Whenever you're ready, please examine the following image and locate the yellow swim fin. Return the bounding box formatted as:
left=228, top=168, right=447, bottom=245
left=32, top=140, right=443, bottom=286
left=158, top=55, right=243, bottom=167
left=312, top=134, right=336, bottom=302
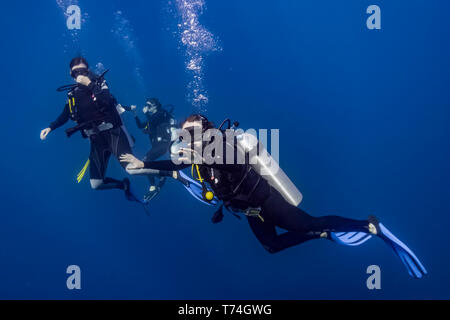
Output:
left=77, top=159, right=90, bottom=183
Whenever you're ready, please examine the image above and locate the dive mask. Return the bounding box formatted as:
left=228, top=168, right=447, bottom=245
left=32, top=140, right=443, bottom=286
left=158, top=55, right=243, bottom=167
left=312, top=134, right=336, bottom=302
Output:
left=71, top=68, right=89, bottom=79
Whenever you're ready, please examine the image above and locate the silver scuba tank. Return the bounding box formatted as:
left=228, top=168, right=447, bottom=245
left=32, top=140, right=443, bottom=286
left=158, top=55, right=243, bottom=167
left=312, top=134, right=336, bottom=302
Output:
left=169, top=127, right=303, bottom=207
left=235, top=130, right=303, bottom=207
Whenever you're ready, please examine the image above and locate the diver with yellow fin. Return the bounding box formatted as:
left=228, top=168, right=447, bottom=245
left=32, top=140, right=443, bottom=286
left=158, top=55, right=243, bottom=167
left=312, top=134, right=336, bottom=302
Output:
left=40, top=57, right=142, bottom=204
left=120, top=114, right=427, bottom=278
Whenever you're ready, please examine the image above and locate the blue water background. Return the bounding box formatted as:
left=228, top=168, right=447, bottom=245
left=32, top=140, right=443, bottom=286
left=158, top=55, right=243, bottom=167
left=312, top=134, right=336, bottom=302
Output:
left=0, top=0, right=449, bottom=299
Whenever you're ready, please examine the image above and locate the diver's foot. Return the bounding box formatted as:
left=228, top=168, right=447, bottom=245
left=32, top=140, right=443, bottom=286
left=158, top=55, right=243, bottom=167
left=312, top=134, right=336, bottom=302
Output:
left=368, top=215, right=380, bottom=235
left=143, top=186, right=160, bottom=202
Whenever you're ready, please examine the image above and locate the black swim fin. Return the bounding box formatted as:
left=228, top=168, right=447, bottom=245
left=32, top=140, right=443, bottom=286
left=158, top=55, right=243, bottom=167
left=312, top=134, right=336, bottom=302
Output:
left=123, top=178, right=150, bottom=215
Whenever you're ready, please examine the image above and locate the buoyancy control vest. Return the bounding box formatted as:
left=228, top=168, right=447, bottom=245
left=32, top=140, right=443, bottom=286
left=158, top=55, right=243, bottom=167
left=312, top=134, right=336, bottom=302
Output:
left=171, top=119, right=303, bottom=211
left=64, top=73, right=122, bottom=138
left=196, top=136, right=271, bottom=211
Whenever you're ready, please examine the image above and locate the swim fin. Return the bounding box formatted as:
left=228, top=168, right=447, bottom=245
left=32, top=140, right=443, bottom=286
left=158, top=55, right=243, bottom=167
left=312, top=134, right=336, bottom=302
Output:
left=330, top=217, right=427, bottom=279
left=178, top=171, right=218, bottom=206
left=369, top=216, right=427, bottom=279
left=143, top=186, right=161, bottom=203
left=123, top=178, right=150, bottom=215
left=330, top=231, right=372, bottom=246
left=76, top=159, right=90, bottom=183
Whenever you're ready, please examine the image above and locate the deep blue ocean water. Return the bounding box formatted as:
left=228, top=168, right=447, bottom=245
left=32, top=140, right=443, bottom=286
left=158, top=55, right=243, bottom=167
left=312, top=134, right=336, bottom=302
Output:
left=0, top=0, right=449, bottom=299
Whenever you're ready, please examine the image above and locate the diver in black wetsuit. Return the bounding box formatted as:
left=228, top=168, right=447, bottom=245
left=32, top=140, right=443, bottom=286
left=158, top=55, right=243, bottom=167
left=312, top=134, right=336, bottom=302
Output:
left=120, top=114, right=373, bottom=253
left=125, top=98, right=177, bottom=201
left=120, top=114, right=428, bottom=278
left=40, top=57, right=135, bottom=200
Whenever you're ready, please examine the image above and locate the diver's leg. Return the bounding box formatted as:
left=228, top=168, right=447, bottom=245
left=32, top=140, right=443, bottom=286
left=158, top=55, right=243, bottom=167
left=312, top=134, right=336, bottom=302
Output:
left=105, top=127, right=140, bottom=198
left=89, top=137, right=126, bottom=191
left=147, top=175, right=156, bottom=187
left=265, top=190, right=370, bottom=234
left=90, top=177, right=127, bottom=190
left=143, top=142, right=169, bottom=178
left=157, top=176, right=167, bottom=188
left=111, top=127, right=133, bottom=168
left=142, top=150, right=160, bottom=198
left=247, top=215, right=320, bottom=254
left=146, top=140, right=170, bottom=161
left=142, top=142, right=171, bottom=197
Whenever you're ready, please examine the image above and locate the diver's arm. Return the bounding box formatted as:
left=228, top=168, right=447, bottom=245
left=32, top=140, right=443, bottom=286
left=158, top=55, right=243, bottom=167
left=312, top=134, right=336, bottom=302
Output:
left=120, top=152, right=240, bottom=174
left=120, top=104, right=146, bottom=129
left=119, top=104, right=137, bottom=112
left=120, top=105, right=132, bottom=111
left=135, top=115, right=147, bottom=129
left=41, top=103, right=70, bottom=140
left=120, top=154, right=190, bottom=171
left=143, top=160, right=190, bottom=171
left=141, top=159, right=237, bottom=172
left=49, top=103, right=70, bottom=131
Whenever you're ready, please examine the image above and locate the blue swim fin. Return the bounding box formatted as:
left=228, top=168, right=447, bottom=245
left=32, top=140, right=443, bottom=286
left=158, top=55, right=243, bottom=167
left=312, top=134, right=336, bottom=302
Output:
left=367, top=216, right=427, bottom=279
left=377, top=221, right=427, bottom=279
left=331, top=217, right=427, bottom=279
left=330, top=231, right=372, bottom=246
left=178, top=171, right=218, bottom=206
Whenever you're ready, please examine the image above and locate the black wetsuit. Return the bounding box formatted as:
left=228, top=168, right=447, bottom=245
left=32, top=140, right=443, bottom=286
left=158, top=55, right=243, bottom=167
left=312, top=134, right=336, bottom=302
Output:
left=141, top=140, right=370, bottom=253
left=134, top=109, right=174, bottom=188
left=50, top=74, right=132, bottom=190
left=135, top=109, right=173, bottom=161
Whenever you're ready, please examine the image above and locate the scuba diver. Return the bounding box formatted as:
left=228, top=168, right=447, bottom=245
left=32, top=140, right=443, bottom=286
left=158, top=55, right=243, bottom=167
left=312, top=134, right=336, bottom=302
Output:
left=124, top=98, right=177, bottom=202
left=119, top=101, right=216, bottom=206
left=120, top=114, right=427, bottom=279
left=40, top=56, right=138, bottom=202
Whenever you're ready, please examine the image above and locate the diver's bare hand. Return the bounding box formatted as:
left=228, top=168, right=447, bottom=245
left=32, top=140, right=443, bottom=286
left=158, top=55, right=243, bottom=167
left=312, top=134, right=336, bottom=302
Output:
left=76, top=75, right=92, bottom=87
left=40, top=128, right=51, bottom=140
left=120, top=154, right=144, bottom=169
left=130, top=105, right=137, bottom=113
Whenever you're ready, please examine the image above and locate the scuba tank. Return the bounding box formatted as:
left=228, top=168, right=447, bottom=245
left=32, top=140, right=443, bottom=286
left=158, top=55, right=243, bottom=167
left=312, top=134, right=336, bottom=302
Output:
left=170, top=118, right=303, bottom=207
left=234, top=129, right=303, bottom=207
left=217, top=118, right=303, bottom=207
